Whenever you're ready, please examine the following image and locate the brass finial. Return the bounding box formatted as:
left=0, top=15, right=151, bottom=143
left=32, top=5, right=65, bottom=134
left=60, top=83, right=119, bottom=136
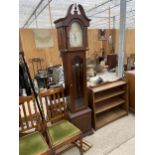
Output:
left=74, top=3, right=78, bottom=14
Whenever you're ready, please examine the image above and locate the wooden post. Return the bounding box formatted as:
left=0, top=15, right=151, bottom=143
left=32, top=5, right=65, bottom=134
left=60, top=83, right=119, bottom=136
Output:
left=34, top=13, right=38, bottom=28
left=117, top=0, right=126, bottom=78
left=112, top=16, right=115, bottom=53
left=113, top=16, right=115, bottom=29
left=48, top=0, right=53, bottom=28
left=109, top=7, right=111, bottom=30
left=108, top=7, right=111, bottom=53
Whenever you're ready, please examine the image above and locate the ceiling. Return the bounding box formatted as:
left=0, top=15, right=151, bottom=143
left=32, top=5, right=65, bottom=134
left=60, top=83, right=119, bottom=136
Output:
left=19, top=0, right=135, bottom=29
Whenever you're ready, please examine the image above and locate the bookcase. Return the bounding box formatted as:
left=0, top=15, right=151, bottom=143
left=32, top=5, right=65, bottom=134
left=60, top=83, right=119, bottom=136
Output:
left=126, top=71, right=135, bottom=112
left=88, top=80, right=128, bottom=130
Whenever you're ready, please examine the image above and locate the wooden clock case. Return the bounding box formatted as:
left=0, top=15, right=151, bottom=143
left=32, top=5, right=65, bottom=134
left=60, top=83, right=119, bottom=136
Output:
left=54, top=4, right=92, bottom=136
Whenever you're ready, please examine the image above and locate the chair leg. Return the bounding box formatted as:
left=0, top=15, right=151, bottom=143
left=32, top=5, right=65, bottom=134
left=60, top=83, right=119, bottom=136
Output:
left=51, top=149, right=56, bottom=155
left=79, top=139, right=83, bottom=155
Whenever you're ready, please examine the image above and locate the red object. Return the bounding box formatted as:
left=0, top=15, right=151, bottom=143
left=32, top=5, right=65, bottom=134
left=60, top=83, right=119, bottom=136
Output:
left=106, top=54, right=118, bottom=69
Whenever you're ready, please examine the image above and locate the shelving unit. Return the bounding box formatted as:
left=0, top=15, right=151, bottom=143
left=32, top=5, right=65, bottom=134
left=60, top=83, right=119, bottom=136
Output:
left=126, top=71, right=135, bottom=112
left=88, top=80, right=128, bottom=130
left=95, top=90, right=125, bottom=103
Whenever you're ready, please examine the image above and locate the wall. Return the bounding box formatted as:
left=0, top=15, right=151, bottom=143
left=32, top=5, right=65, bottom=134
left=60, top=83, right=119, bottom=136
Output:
left=20, top=28, right=135, bottom=77
left=87, top=29, right=135, bottom=59
left=87, top=29, right=102, bottom=58
left=20, top=28, right=62, bottom=78
left=20, top=28, right=103, bottom=77
left=114, top=29, right=135, bottom=59
left=87, top=29, right=113, bottom=58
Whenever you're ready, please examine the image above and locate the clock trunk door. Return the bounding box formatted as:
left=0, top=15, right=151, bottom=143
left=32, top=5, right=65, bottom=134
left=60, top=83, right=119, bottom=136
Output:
left=70, top=52, right=87, bottom=112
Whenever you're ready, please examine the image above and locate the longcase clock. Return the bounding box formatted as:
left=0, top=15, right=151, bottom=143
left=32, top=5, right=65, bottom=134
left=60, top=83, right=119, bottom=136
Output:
left=54, top=4, right=92, bottom=135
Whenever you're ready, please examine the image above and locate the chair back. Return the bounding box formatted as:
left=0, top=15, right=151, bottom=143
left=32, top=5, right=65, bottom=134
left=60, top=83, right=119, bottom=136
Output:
left=127, top=54, right=135, bottom=70
left=19, top=95, right=40, bottom=134
left=29, top=58, right=44, bottom=77
left=39, top=87, right=66, bottom=124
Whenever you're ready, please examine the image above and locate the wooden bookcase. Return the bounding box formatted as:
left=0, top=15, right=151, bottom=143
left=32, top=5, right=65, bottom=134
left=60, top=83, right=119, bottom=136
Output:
left=88, top=80, right=128, bottom=130
left=125, top=71, right=135, bottom=112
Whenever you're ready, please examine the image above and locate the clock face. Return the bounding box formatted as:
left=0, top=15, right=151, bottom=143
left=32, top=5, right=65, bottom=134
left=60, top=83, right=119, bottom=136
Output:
left=69, top=22, right=83, bottom=48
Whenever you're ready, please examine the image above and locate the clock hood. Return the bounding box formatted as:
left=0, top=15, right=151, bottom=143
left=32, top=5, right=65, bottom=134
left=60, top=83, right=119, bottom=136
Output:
left=54, top=4, right=91, bottom=28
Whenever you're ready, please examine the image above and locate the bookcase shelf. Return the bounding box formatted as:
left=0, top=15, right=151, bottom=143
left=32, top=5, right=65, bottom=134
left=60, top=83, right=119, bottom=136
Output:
left=95, top=97, right=125, bottom=114
left=95, top=90, right=125, bottom=103
left=88, top=80, right=128, bottom=130
left=96, top=107, right=127, bottom=129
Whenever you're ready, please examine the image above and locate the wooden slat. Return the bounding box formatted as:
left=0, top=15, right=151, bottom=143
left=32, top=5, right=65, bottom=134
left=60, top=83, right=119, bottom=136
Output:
left=27, top=100, right=34, bottom=128
left=33, top=99, right=39, bottom=126
left=19, top=107, right=24, bottom=130
left=39, top=87, right=64, bottom=97
left=39, top=96, right=45, bottom=117
left=49, top=95, right=54, bottom=118
left=45, top=96, right=51, bottom=121
left=40, top=96, right=48, bottom=123
left=45, top=96, right=48, bottom=112
left=53, top=94, right=57, bottom=116
left=19, top=96, right=32, bottom=104
left=57, top=93, right=62, bottom=114
left=22, top=103, right=29, bottom=129
left=61, top=92, right=66, bottom=112
left=20, top=126, right=35, bottom=132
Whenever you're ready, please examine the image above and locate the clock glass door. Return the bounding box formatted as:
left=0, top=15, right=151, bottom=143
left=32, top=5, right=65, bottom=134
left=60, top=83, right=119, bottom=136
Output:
left=72, top=56, right=84, bottom=110
left=69, top=22, right=83, bottom=48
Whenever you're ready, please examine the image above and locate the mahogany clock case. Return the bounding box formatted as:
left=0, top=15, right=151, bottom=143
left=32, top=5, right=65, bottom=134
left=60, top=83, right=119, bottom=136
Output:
left=54, top=4, right=93, bottom=135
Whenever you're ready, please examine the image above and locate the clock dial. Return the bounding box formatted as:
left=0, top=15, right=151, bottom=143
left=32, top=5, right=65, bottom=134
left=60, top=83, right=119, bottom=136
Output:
left=69, top=22, right=83, bottom=48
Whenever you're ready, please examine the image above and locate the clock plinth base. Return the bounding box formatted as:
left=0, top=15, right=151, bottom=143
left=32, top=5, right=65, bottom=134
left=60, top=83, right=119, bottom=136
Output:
left=67, top=108, right=93, bottom=137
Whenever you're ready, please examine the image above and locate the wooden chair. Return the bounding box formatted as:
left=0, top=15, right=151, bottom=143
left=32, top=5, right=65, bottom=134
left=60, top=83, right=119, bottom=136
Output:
left=39, top=87, right=83, bottom=155
left=29, top=58, right=44, bottom=77
left=19, top=95, right=51, bottom=155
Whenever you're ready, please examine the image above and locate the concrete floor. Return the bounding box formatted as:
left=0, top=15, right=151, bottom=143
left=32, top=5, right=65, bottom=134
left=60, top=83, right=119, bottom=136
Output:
left=62, top=113, right=135, bottom=155
left=108, top=137, right=135, bottom=155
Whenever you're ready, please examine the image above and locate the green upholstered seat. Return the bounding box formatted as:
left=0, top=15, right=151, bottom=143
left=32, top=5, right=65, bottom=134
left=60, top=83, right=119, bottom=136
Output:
left=19, top=131, right=49, bottom=155
left=47, top=120, right=81, bottom=146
